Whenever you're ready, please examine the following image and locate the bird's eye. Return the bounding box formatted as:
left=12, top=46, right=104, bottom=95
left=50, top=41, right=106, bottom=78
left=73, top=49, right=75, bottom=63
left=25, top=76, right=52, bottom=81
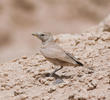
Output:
left=41, top=34, right=45, bottom=36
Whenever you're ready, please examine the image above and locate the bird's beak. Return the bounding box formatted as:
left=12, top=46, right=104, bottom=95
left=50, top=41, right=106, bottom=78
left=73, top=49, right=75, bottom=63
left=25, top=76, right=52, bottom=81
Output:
left=32, top=33, right=37, bottom=36
left=32, top=32, right=42, bottom=38
left=32, top=33, right=40, bottom=38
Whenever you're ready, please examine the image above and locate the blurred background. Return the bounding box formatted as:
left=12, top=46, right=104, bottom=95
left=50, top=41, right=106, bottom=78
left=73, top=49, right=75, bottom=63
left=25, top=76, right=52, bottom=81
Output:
left=0, top=0, right=110, bottom=63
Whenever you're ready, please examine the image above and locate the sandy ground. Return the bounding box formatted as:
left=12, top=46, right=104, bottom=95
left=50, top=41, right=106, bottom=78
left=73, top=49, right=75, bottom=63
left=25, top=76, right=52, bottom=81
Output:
left=0, top=16, right=110, bottom=100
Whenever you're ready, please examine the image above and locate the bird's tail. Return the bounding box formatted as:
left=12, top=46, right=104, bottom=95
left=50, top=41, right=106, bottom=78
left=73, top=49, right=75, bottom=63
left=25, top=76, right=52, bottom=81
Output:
left=66, top=53, right=83, bottom=66
left=73, top=58, right=83, bottom=66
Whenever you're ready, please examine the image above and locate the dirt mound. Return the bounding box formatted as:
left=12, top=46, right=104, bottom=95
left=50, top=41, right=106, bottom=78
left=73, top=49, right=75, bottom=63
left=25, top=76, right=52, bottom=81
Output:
left=1, top=0, right=110, bottom=63
left=0, top=23, right=110, bottom=99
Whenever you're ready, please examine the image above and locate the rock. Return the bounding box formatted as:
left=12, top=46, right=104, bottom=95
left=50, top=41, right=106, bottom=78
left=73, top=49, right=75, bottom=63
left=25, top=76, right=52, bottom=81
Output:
left=46, top=77, right=54, bottom=81
left=22, top=56, right=27, bottom=59
left=38, top=68, right=45, bottom=72
left=48, top=86, right=56, bottom=93
left=58, top=81, right=69, bottom=88
left=87, top=80, right=97, bottom=91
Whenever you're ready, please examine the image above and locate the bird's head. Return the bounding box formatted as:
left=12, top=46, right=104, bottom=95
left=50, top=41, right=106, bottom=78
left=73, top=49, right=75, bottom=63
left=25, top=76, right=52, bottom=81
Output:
left=32, top=32, right=53, bottom=42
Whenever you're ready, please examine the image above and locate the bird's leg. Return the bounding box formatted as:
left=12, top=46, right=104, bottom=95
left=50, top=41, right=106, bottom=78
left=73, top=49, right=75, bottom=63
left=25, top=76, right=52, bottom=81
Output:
left=50, top=66, right=63, bottom=77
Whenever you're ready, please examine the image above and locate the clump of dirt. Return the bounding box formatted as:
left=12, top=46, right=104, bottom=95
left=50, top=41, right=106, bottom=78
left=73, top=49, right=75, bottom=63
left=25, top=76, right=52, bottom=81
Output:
left=0, top=20, right=110, bottom=99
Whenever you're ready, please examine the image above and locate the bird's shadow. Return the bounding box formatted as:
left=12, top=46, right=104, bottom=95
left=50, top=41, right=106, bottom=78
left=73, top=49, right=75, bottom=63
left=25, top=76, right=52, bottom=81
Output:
left=43, top=72, right=71, bottom=79
left=42, top=73, right=71, bottom=84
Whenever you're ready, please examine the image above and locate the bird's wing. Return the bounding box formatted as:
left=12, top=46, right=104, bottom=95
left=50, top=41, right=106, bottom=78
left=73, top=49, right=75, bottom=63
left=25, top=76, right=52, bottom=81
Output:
left=40, top=42, right=83, bottom=66
left=40, top=43, right=67, bottom=59
left=65, top=52, right=83, bottom=66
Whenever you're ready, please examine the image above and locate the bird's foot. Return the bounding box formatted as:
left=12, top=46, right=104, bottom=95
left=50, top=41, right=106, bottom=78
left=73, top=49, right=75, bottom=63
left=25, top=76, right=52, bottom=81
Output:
left=49, top=66, right=63, bottom=77
left=49, top=72, right=56, bottom=77
left=53, top=78, right=64, bottom=85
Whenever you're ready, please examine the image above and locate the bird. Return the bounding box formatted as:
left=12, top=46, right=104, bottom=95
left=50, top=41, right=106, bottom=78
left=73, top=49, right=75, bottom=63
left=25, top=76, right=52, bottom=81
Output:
left=32, top=32, right=83, bottom=77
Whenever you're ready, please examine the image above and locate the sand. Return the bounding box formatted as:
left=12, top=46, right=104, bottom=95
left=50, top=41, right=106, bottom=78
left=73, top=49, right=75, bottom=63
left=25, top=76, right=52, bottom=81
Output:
left=0, top=16, right=110, bottom=100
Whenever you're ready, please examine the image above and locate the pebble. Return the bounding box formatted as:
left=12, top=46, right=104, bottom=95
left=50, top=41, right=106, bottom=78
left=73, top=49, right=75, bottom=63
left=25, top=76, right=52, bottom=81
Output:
left=22, top=56, right=27, bottom=59
left=38, top=69, right=45, bottom=72
left=14, top=91, right=24, bottom=96
left=38, top=78, right=50, bottom=85
left=12, top=59, right=19, bottom=62
left=48, top=86, right=56, bottom=93
left=3, top=73, right=8, bottom=77
left=87, top=80, right=97, bottom=91
left=46, top=77, right=54, bottom=81
left=44, top=81, right=49, bottom=85
left=38, top=79, right=46, bottom=84
left=58, top=82, right=68, bottom=88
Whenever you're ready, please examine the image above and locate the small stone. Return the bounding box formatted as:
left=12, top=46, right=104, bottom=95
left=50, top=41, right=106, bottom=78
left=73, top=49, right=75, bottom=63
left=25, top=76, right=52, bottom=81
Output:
left=22, top=56, right=27, bottom=59
left=68, top=94, right=75, bottom=100
left=38, top=79, right=46, bottom=84
left=18, top=61, right=22, bottom=64
left=0, top=64, right=3, bottom=66
left=44, top=81, right=49, bottom=85
left=3, top=73, right=8, bottom=77
left=14, top=91, right=24, bottom=96
left=32, top=96, right=39, bottom=100
left=38, top=78, right=50, bottom=85
left=59, top=82, right=68, bottom=88
left=12, top=59, right=19, bottom=62
left=15, top=95, right=28, bottom=100
left=38, top=69, right=45, bottom=72
left=46, top=77, right=54, bottom=81
left=76, top=97, right=87, bottom=100
left=1, top=84, right=6, bottom=88
left=87, top=80, right=97, bottom=91
left=48, top=86, right=56, bottom=93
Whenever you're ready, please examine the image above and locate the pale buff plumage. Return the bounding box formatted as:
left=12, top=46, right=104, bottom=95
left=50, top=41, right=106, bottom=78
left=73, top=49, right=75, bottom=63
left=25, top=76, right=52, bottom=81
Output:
left=32, top=32, right=83, bottom=76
